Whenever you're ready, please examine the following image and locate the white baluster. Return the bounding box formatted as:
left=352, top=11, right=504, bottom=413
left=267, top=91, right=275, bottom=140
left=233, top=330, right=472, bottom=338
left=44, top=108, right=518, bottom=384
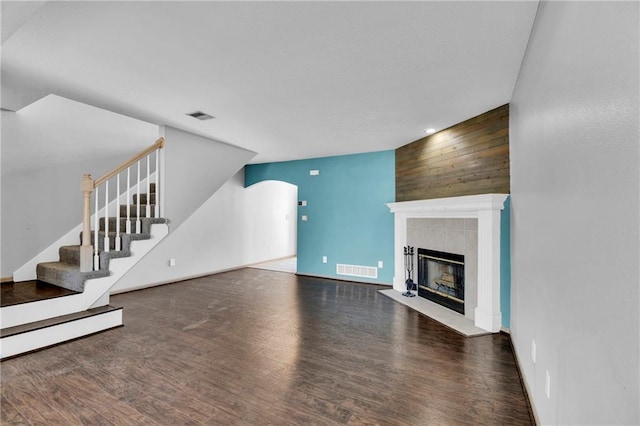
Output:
left=115, top=173, right=121, bottom=251
left=136, top=160, right=141, bottom=233
left=104, top=180, right=110, bottom=253
left=146, top=155, right=151, bottom=218
left=94, top=187, right=100, bottom=270
left=126, top=167, right=131, bottom=233
left=154, top=150, right=160, bottom=218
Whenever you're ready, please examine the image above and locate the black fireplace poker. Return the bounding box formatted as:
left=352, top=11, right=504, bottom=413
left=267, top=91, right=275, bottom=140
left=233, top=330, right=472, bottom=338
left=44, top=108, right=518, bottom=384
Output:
left=403, top=246, right=416, bottom=297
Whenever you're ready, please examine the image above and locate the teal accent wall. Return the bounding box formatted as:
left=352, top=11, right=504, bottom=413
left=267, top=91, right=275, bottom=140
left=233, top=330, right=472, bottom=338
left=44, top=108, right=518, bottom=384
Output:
left=245, top=150, right=395, bottom=284
left=500, top=196, right=511, bottom=328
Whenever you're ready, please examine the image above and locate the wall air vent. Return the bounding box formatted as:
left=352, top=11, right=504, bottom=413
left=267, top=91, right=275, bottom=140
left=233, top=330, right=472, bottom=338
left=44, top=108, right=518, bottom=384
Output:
left=186, top=111, right=215, bottom=121
left=337, top=263, right=378, bottom=279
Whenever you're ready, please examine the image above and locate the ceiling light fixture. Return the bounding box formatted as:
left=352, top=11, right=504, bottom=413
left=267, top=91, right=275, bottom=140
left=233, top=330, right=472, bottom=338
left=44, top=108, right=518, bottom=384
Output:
left=424, top=128, right=436, bottom=135
left=186, top=111, right=215, bottom=121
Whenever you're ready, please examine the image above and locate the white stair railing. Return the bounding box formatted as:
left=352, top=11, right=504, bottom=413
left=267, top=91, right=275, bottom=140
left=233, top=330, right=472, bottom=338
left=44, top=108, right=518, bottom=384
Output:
left=79, top=137, right=164, bottom=272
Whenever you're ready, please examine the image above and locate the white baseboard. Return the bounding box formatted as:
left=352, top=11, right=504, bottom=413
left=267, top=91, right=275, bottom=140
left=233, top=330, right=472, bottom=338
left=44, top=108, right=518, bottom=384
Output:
left=510, top=334, right=540, bottom=425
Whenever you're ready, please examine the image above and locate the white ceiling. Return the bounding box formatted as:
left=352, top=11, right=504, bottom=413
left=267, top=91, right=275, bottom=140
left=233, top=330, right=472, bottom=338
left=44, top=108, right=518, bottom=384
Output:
left=1, top=1, right=539, bottom=164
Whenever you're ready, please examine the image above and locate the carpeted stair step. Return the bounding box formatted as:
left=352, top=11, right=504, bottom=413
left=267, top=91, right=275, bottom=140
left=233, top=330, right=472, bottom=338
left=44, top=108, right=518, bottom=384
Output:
left=36, top=262, right=110, bottom=292
left=119, top=204, right=157, bottom=218
left=98, top=216, right=166, bottom=234
left=80, top=231, right=133, bottom=252
left=37, top=217, right=168, bottom=292
left=59, top=244, right=131, bottom=270
left=98, top=218, right=136, bottom=236
left=132, top=193, right=156, bottom=205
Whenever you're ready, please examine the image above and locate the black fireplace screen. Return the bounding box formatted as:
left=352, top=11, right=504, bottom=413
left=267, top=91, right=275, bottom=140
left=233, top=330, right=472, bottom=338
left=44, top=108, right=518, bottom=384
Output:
left=417, top=248, right=465, bottom=315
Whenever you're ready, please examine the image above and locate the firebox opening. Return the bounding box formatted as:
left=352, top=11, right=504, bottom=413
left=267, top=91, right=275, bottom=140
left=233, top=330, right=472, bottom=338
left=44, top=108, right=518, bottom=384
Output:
left=417, top=248, right=465, bottom=315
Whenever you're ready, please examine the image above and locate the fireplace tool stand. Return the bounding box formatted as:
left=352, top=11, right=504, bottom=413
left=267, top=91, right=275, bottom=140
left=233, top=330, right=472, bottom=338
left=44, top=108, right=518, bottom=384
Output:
left=403, top=246, right=416, bottom=297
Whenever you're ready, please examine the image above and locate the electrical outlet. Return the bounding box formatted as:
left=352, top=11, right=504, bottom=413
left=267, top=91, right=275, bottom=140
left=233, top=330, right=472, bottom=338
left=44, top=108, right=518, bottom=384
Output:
left=378, top=261, right=383, bottom=268
left=169, top=258, right=176, bottom=267
left=322, top=256, right=327, bottom=264
left=301, top=215, right=308, bottom=221
left=545, top=370, right=551, bottom=399
left=310, top=170, right=320, bottom=176
left=532, top=340, right=536, bottom=363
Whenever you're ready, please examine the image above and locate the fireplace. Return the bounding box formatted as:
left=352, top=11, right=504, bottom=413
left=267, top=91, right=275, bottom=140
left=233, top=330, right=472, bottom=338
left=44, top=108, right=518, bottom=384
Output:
left=418, top=249, right=465, bottom=314
left=387, top=194, right=508, bottom=332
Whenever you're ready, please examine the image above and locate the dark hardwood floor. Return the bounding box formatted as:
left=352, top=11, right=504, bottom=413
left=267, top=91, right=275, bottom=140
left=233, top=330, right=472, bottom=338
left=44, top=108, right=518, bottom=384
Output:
left=1, top=269, right=533, bottom=425
left=1, top=280, right=79, bottom=307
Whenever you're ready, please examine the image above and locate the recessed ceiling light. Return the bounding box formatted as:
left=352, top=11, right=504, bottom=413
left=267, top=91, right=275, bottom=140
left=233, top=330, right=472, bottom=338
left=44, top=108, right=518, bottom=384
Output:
left=186, top=111, right=215, bottom=121
left=424, top=128, right=436, bottom=135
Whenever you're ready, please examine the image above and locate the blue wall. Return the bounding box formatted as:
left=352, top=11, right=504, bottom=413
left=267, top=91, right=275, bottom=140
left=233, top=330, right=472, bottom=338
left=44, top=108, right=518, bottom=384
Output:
left=500, top=196, right=511, bottom=328
left=245, top=150, right=395, bottom=284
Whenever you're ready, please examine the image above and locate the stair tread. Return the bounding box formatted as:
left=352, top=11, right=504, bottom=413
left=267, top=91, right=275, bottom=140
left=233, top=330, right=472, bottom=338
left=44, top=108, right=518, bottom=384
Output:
left=37, top=262, right=110, bottom=292
left=0, top=280, right=80, bottom=308
left=1, top=305, right=122, bottom=338
left=60, top=245, right=131, bottom=256
left=38, top=261, right=101, bottom=272
left=37, top=262, right=111, bottom=278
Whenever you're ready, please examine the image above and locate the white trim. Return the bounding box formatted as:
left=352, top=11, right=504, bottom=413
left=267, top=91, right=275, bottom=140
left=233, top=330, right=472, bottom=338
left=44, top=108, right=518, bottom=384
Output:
left=0, top=309, right=122, bottom=359
left=85, top=223, right=169, bottom=309
left=0, top=294, right=84, bottom=329
left=387, top=193, right=508, bottom=333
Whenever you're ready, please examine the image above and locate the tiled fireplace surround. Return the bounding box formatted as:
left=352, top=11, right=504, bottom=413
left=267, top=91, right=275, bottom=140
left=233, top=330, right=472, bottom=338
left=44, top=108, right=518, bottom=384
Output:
left=387, top=194, right=509, bottom=333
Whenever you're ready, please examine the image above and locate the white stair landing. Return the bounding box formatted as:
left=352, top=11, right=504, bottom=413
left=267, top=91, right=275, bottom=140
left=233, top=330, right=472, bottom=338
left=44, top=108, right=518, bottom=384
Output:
left=0, top=305, right=122, bottom=360
left=379, top=289, right=490, bottom=337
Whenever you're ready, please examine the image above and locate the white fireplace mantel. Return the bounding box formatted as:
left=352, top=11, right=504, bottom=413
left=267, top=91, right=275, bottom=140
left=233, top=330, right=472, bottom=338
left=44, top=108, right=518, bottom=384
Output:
left=387, top=194, right=509, bottom=332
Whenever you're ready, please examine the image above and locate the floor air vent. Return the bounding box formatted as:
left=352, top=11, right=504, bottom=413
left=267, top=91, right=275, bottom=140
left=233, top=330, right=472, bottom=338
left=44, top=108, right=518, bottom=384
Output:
left=336, top=264, right=378, bottom=279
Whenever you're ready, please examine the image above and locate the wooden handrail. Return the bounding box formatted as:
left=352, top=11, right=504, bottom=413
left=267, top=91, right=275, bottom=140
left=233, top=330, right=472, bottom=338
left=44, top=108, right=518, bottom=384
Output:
left=93, top=137, right=164, bottom=188
left=80, top=136, right=165, bottom=271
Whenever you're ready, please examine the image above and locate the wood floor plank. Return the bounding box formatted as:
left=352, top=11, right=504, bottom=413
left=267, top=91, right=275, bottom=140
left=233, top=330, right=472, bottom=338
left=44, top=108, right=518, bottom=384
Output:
left=1, top=268, right=532, bottom=425
left=0, top=395, right=30, bottom=425
left=1, top=376, right=77, bottom=425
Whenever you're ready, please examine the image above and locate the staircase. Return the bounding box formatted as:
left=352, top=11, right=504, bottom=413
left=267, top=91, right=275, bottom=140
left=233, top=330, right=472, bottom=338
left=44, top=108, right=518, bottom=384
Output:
left=1, top=139, right=168, bottom=360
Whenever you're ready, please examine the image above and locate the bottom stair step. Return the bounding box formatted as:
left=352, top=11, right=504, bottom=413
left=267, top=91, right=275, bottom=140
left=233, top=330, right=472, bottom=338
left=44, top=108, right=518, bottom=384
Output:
left=1, top=280, right=80, bottom=308
left=0, top=305, right=123, bottom=360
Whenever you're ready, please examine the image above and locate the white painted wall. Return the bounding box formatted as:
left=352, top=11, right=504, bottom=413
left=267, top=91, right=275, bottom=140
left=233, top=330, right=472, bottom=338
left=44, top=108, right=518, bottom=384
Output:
left=160, top=126, right=256, bottom=229
left=510, top=2, right=639, bottom=424
left=111, top=171, right=297, bottom=293
left=1, top=96, right=158, bottom=277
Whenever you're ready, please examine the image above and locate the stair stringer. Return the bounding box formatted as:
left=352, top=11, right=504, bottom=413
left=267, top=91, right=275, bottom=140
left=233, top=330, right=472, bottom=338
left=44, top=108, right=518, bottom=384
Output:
left=82, top=222, right=169, bottom=309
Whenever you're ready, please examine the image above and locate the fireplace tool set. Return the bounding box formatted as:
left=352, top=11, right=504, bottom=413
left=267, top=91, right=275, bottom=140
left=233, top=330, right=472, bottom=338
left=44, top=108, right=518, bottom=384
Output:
left=403, top=246, right=416, bottom=297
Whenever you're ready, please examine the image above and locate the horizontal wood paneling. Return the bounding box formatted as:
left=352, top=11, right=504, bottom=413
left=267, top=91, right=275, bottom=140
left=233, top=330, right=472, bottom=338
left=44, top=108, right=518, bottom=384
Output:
left=396, top=104, right=510, bottom=201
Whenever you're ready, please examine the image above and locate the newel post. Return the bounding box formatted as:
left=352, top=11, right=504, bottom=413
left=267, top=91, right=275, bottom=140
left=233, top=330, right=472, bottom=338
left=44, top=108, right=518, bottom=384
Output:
left=79, top=174, right=94, bottom=272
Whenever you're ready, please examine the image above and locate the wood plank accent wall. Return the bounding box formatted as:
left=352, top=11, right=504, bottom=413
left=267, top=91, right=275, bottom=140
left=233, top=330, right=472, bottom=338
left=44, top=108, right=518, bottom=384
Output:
left=396, top=104, right=509, bottom=202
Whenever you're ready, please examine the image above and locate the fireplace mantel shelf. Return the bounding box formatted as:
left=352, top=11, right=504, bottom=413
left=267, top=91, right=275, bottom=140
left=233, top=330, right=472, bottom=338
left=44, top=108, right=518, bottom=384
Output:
left=388, top=194, right=508, bottom=216
left=387, top=193, right=509, bottom=333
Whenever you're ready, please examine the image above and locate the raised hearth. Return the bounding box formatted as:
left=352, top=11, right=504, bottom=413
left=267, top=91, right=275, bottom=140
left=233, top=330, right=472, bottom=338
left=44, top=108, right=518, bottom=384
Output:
left=388, top=194, right=508, bottom=332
